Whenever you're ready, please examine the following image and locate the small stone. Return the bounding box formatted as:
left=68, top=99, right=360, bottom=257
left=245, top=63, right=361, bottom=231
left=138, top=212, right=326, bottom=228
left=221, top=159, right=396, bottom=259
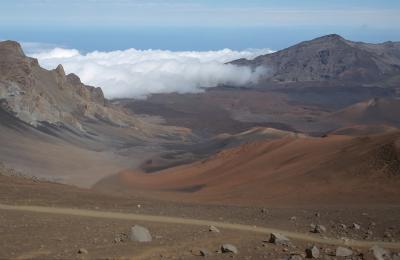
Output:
left=192, top=248, right=211, bottom=257
left=339, top=224, right=347, bottom=230
left=129, top=225, right=152, bottom=242
left=370, top=245, right=391, bottom=260
left=290, top=216, right=297, bottom=221
left=209, top=225, right=220, bottom=233
left=288, top=254, right=304, bottom=260
left=315, top=212, right=320, bottom=217
left=221, top=244, right=238, bottom=254
left=261, top=208, right=268, bottom=214
left=305, top=245, right=320, bottom=258
left=269, top=233, right=291, bottom=246
left=114, top=233, right=128, bottom=243
left=78, top=248, right=88, bottom=254
left=312, top=225, right=327, bottom=233
left=383, top=231, right=392, bottom=239
left=352, top=223, right=361, bottom=230
left=335, top=247, right=353, bottom=257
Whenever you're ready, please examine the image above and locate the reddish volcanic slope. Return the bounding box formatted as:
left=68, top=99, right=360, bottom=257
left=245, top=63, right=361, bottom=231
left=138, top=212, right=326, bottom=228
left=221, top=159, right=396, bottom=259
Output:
left=95, top=130, right=400, bottom=206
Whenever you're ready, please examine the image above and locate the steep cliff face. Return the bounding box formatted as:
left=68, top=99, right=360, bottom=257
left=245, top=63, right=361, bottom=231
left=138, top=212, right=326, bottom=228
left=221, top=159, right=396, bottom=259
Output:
left=232, top=34, right=400, bottom=86
left=0, top=40, right=136, bottom=129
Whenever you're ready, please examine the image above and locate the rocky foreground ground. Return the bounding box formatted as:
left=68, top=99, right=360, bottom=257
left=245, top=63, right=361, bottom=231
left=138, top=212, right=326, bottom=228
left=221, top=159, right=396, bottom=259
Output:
left=0, top=172, right=399, bottom=259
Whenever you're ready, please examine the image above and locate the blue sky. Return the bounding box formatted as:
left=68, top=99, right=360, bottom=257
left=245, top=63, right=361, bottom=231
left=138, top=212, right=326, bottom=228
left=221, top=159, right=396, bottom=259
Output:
left=1, top=0, right=400, bottom=51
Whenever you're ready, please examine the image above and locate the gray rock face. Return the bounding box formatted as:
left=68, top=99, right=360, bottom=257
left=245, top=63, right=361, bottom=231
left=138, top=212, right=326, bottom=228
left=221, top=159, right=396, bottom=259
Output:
left=221, top=244, right=238, bottom=254
left=305, top=245, right=320, bottom=258
left=335, top=247, right=353, bottom=257
left=370, top=245, right=391, bottom=260
left=269, top=233, right=291, bottom=245
left=129, top=225, right=152, bottom=242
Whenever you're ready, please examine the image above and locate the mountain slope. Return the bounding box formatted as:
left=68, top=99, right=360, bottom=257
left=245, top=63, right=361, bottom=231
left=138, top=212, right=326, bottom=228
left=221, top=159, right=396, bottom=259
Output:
left=0, top=40, right=194, bottom=186
left=330, top=98, right=400, bottom=127
left=95, top=130, right=400, bottom=205
left=232, top=34, right=400, bottom=86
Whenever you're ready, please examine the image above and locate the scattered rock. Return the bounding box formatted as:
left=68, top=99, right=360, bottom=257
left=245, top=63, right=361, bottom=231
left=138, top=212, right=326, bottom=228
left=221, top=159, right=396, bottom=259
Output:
left=192, top=248, right=211, bottom=257
left=305, top=245, right=320, bottom=258
left=290, top=216, right=297, bottom=221
left=352, top=223, right=361, bottom=230
left=335, top=247, right=353, bottom=257
left=365, top=230, right=373, bottom=237
left=78, top=248, right=88, bottom=254
left=269, top=233, right=291, bottom=246
left=114, top=233, right=128, bottom=243
left=312, top=225, right=327, bottom=233
left=261, top=208, right=269, bottom=214
left=129, top=225, right=152, bottom=242
left=370, top=245, right=391, bottom=260
left=339, top=224, right=347, bottom=230
left=315, top=212, right=320, bottom=218
left=383, top=231, right=392, bottom=239
left=286, top=254, right=304, bottom=260
left=221, top=244, right=238, bottom=254
left=199, top=249, right=211, bottom=257
left=209, top=225, right=220, bottom=233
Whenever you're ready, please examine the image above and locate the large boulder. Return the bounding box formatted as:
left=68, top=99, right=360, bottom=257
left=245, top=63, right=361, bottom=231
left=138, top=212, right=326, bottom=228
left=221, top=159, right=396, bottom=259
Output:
left=129, top=225, right=152, bottom=242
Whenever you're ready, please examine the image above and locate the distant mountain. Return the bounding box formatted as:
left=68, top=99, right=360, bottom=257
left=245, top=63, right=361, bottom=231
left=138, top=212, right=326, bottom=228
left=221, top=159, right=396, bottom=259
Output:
left=232, top=34, right=400, bottom=87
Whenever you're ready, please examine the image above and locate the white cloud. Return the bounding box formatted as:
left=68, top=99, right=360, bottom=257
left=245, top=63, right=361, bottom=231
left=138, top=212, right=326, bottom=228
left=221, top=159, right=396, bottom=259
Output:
left=29, top=47, right=272, bottom=99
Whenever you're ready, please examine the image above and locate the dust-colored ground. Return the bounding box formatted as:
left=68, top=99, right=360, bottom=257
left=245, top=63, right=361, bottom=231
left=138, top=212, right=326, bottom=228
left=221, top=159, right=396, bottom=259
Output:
left=1, top=174, right=400, bottom=259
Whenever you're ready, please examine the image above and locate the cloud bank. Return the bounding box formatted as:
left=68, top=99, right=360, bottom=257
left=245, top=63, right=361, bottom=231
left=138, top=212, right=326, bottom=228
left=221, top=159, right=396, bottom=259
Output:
left=30, top=47, right=272, bottom=99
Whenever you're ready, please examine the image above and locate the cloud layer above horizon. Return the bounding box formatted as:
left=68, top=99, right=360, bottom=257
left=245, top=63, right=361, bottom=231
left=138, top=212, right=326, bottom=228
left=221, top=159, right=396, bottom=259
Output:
left=30, top=47, right=272, bottom=99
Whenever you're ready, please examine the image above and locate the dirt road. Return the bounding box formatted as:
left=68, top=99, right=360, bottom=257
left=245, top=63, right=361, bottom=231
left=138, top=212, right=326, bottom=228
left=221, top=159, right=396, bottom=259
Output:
left=1, top=203, right=399, bottom=250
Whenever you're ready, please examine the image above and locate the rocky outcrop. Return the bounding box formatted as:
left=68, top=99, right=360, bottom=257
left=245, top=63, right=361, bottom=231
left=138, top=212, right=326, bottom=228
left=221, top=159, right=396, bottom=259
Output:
left=0, top=40, right=133, bottom=129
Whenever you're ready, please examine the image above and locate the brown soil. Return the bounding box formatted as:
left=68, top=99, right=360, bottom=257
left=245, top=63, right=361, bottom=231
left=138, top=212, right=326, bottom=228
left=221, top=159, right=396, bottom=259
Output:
left=1, top=174, right=400, bottom=259
left=95, top=131, right=400, bottom=206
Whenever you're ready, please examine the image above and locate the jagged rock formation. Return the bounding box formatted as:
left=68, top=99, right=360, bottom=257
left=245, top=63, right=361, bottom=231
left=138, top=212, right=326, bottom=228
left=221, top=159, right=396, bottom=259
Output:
left=0, top=40, right=139, bottom=129
left=232, top=34, right=400, bottom=86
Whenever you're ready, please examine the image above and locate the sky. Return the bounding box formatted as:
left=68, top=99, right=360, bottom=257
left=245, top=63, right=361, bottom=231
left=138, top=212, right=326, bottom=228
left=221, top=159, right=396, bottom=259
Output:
left=0, top=0, right=399, bottom=51
left=1, top=0, right=400, bottom=99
